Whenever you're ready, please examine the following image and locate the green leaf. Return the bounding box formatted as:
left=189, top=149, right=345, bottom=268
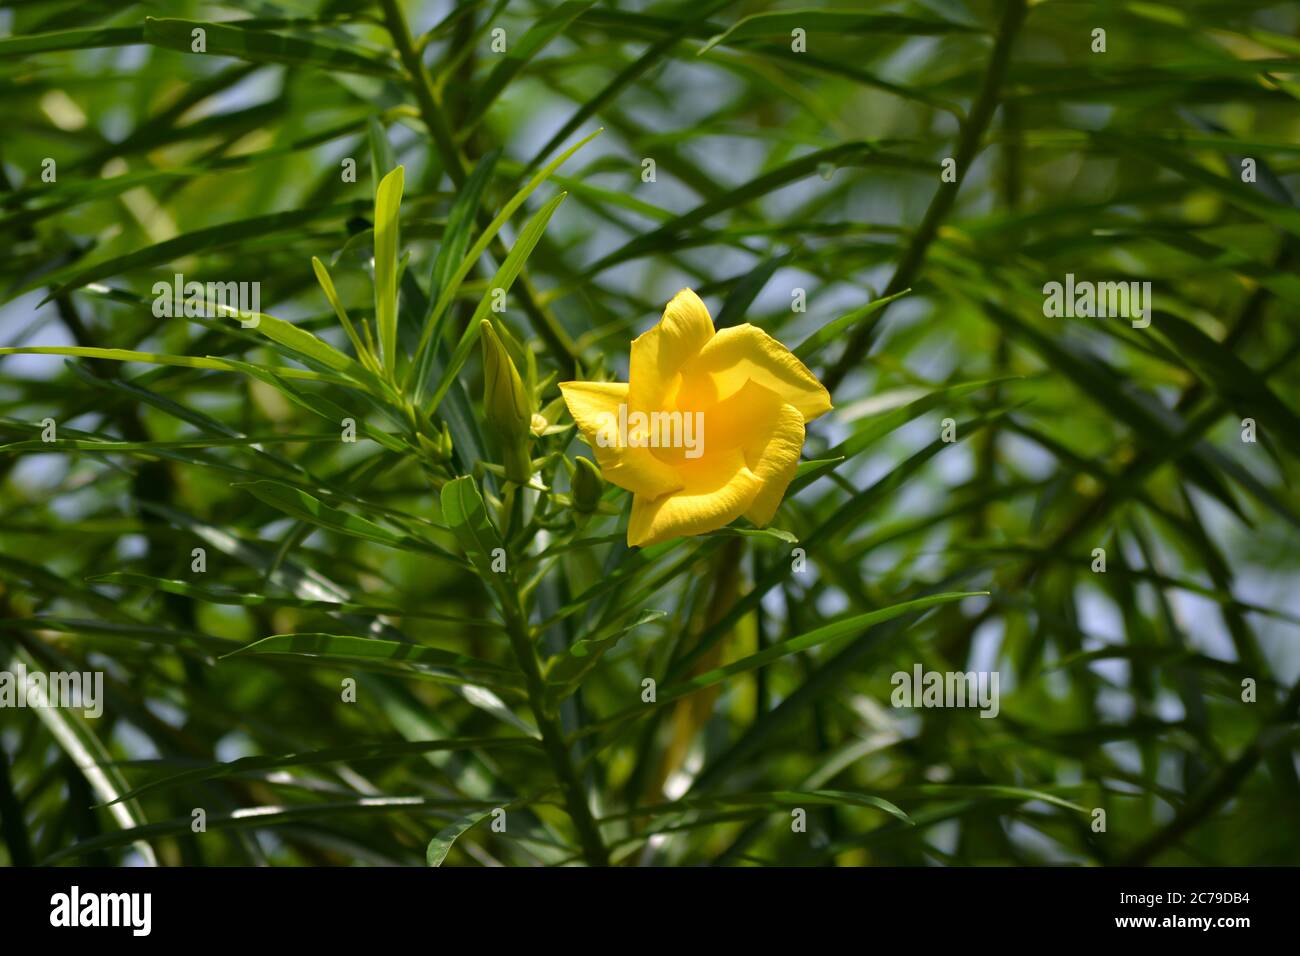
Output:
left=967, top=299, right=1249, bottom=521
left=545, top=609, right=665, bottom=702
left=105, top=738, right=540, bottom=808
left=368, top=116, right=397, bottom=198
left=789, top=456, right=846, bottom=491
left=429, top=151, right=500, bottom=308
left=427, top=810, right=493, bottom=866
left=224, top=632, right=521, bottom=685
left=411, top=149, right=500, bottom=402
left=595, top=593, right=984, bottom=729
left=426, top=191, right=568, bottom=416
left=878, top=784, right=1089, bottom=815
left=527, top=0, right=735, bottom=171
left=698, top=10, right=978, bottom=55
left=143, top=17, right=400, bottom=77
left=215, top=359, right=411, bottom=454
left=3, top=616, right=232, bottom=654
left=373, top=165, right=405, bottom=373
left=0, top=434, right=338, bottom=453
left=585, top=143, right=916, bottom=275
left=89, top=572, right=504, bottom=627
left=311, top=255, right=376, bottom=373
left=0, top=346, right=344, bottom=384
left=234, top=480, right=457, bottom=561
left=794, top=289, right=911, bottom=361
left=616, top=789, right=913, bottom=825
left=824, top=377, right=1016, bottom=466
left=410, top=128, right=601, bottom=397
left=5, top=646, right=157, bottom=865
left=0, top=26, right=142, bottom=56
left=1153, top=312, right=1300, bottom=459
left=1118, top=138, right=1300, bottom=240
left=465, top=2, right=596, bottom=125
left=664, top=592, right=983, bottom=702
left=33, top=200, right=366, bottom=302
left=714, top=251, right=793, bottom=329
left=704, top=526, right=799, bottom=544
left=43, top=797, right=508, bottom=864
left=439, top=476, right=506, bottom=581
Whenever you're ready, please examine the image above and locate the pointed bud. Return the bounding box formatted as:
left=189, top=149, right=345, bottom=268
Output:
left=417, top=431, right=442, bottom=459
left=416, top=418, right=452, bottom=462
left=571, top=456, right=604, bottom=514
left=480, top=320, right=533, bottom=482
left=417, top=420, right=453, bottom=462
left=481, top=321, right=530, bottom=428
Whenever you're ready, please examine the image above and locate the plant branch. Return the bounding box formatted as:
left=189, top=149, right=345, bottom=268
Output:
left=380, top=0, right=467, bottom=187
left=1121, top=679, right=1300, bottom=865
left=823, top=0, right=1027, bottom=392
left=380, top=0, right=579, bottom=374
left=500, top=596, right=610, bottom=866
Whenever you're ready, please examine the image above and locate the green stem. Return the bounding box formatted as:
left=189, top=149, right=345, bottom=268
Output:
left=500, top=597, right=610, bottom=866
left=477, top=473, right=606, bottom=864
left=379, top=0, right=467, bottom=187
left=379, top=0, right=580, bottom=374
left=1121, top=678, right=1300, bottom=865
left=823, top=0, right=1027, bottom=391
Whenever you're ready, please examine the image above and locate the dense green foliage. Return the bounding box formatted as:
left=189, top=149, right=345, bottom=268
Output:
left=1, top=0, right=1298, bottom=866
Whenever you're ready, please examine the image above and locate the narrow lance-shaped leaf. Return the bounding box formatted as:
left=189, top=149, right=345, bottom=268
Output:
left=0, top=346, right=345, bottom=384
left=312, top=256, right=378, bottom=375
left=593, top=592, right=985, bottom=731
left=234, top=480, right=459, bottom=562
left=545, top=609, right=667, bottom=702
left=368, top=116, right=397, bottom=199
left=408, top=128, right=602, bottom=394
left=698, top=10, right=980, bottom=56
left=143, top=17, right=401, bottom=77
left=104, top=738, right=541, bottom=808
left=6, top=648, right=158, bottom=866
left=428, top=810, right=493, bottom=866
left=464, top=2, right=597, bottom=125
left=224, top=633, right=523, bottom=686
left=410, top=148, right=500, bottom=403
left=794, top=289, right=911, bottom=361
left=426, top=191, right=568, bottom=417
left=0, top=26, right=142, bottom=56
left=32, top=200, right=367, bottom=301
left=374, top=165, right=405, bottom=375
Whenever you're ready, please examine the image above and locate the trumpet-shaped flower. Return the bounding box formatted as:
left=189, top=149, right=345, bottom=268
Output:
left=560, top=289, right=831, bottom=547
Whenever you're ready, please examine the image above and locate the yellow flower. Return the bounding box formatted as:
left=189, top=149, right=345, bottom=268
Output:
left=559, top=289, right=831, bottom=547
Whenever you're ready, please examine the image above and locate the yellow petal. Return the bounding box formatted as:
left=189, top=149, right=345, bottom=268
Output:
left=628, top=288, right=715, bottom=414
left=682, top=323, right=832, bottom=421
left=627, top=448, right=762, bottom=547
left=704, top=380, right=805, bottom=527
left=625, top=380, right=805, bottom=546
left=558, top=381, right=683, bottom=499
left=739, top=401, right=804, bottom=526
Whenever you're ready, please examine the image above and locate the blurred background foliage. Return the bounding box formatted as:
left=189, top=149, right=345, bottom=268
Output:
left=1, top=0, right=1299, bottom=866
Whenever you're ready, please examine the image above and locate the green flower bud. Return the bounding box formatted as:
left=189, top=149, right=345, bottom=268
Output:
left=416, top=420, right=453, bottom=462
left=480, top=320, right=533, bottom=483
left=571, top=456, right=604, bottom=514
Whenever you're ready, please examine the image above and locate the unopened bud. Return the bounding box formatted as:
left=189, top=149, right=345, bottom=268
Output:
left=417, top=421, right=452, bottom=461
left=571, top=456, right=604, bottom=514
left=480, top=320, right=533, bottom=482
